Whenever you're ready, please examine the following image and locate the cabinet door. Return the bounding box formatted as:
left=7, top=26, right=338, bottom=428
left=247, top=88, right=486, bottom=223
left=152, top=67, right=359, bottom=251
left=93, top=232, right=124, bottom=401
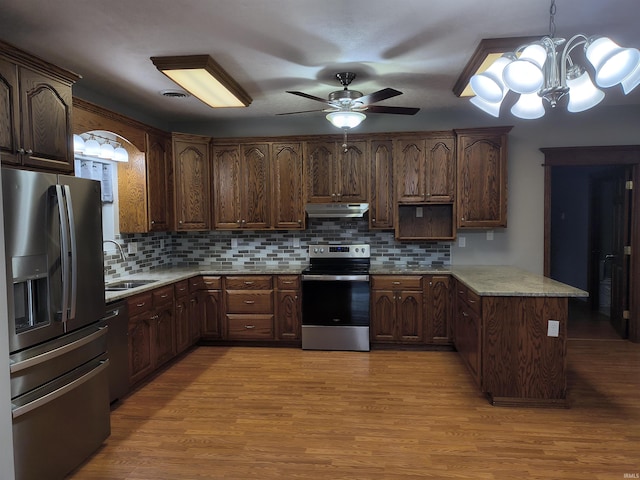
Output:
left=304, top=141, right=335, bottom=203
left=175, top=294, right=190, bottom=354
left=425, top=135, right=455, bottom=202
left=455, top=300, right=481, bottom=386
left=336, top=141, right=367, bottom=202
left=425, top=275, right=451, bottom=344
left=128, top=313, right=154, bottom=385
left=19, top=67, right=73, bottom=172
left=212, top=144, right=242, bottom=229
left=201, top=289, right=222, bottom=339
left=154, top=305, right=176, bottom=367
left=146, top=132, right=172, bottom=231
left=272, top=143, right=305, bottom=229
left=370, top=290, right=397, bottom=343
left=369, top=140, right=394, bottom=229
left=173, top=135, right=210, bottom=230
left=241, top=143, right=270, bottom=229
left=395, top=138, right=426, bottom=203
left=188, top=292, right=202, bottom=344
left=397, top=290, right=423, bottom=343
left=276, top=290, right=300, bottom=340
left=456, top=128, right=510, bottom=228
left=0, top=58, right=20, bottom=165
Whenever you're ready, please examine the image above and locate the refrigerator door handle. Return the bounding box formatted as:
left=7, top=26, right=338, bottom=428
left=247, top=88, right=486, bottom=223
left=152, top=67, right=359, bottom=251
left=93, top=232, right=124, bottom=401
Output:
left=11, top=360, right=109, bottom=419
left=55, top=185, right=70, bottom=324
left=64, top=184, right=78, bottom=322
left=9, top=325, right=108, bottom=374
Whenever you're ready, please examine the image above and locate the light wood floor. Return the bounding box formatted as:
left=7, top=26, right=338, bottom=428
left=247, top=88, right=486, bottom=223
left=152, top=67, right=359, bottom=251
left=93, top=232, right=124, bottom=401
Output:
left=69, top=341, right=640, bottom=480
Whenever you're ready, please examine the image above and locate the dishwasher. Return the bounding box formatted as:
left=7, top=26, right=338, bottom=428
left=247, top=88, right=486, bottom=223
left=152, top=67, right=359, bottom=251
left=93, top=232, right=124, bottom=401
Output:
left=104, top=300, right=129, bottom=403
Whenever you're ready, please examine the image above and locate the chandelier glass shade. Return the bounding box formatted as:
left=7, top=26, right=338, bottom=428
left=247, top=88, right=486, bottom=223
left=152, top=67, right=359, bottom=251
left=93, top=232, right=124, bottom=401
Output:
left=326, top=111, right=366, bottom=129
left=469, top=34, right=640, bottom=119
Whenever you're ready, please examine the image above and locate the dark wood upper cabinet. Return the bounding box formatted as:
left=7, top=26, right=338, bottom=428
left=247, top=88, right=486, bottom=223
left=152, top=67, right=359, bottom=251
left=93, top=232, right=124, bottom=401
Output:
left=369, top=139, right=394, bottom=230
left=304, top=140, right=368, bottom=203
left=146, top=132, right=172, bottom=231
left=271, top=142, right=305, bottom=229
left=0, top=41, right=78, bottom=173
left=172, top=133, right=211, bottom=231
left=455, top=127, right=512, bottom=229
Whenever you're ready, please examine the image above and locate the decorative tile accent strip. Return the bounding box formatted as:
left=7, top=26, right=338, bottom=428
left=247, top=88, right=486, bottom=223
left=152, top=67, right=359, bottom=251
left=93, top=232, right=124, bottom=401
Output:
left=104, top=219, right=451, bottom=281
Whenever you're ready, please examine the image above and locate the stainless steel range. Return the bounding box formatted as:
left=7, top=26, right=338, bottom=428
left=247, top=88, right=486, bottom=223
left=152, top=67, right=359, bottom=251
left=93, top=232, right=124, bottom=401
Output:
left=301, top=244, right=370, bottom=351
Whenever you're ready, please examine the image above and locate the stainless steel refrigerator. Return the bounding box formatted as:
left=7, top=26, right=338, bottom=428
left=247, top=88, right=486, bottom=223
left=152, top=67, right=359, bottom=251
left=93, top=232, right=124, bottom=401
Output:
left=2, top=167, right=110, bottom=480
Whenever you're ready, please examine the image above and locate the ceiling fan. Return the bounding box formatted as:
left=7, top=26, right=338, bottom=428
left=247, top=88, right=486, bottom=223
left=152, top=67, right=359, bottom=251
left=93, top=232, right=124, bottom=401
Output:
left=278, top=72, right=420, bottom=129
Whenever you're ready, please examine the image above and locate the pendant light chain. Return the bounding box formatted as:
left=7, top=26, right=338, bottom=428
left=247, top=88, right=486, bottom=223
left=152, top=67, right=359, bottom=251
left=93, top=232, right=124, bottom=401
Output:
left=549, top=0, right=557, bottom=38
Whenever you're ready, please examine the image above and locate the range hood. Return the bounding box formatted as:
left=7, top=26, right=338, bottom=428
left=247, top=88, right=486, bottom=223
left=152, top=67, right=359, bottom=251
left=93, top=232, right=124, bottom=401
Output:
left=305, top=203, right=369, bottom=218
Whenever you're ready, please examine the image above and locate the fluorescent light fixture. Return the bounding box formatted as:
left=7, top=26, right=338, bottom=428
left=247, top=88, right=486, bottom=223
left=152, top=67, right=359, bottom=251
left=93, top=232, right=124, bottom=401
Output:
left=150, top=55, right=252, bottom=108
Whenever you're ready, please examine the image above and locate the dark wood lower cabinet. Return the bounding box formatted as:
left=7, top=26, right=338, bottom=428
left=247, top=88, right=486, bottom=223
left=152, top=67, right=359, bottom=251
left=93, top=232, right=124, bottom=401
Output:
left=174, top=281, right=191, bottom=355
left=453, top=279, right=569, bottom=407
left=371, top=276, right=424, bottom=344
left=275, top=276, right=301, bottom=342
left=127, top=285, right=175, bottom=386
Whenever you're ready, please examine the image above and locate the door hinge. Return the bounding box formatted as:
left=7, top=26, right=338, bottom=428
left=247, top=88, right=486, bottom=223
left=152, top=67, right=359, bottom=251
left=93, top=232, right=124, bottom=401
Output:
left=623, top=310, right=631, bottom=320
left=624, top=245, right=631, bottom=255
left=625, top=180, right=633, bottom=190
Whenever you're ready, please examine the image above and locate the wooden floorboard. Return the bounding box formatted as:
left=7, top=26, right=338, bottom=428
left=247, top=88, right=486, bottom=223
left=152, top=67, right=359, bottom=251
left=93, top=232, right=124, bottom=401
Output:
left=68, top=341, right=640, bottom=480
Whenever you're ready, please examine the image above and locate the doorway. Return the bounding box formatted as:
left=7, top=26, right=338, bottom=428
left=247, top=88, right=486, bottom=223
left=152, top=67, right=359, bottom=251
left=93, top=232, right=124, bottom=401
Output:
left=542, top=146, right=639, bottom=343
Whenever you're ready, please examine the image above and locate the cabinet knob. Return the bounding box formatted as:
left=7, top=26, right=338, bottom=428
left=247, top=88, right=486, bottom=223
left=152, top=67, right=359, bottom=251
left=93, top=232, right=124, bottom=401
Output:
left=17, top=148, right=25, bottom=154
left=372, top=218, right=376, bottom=223
left=26, top=149, right=33, bottom=155
left=461, top=217, right=465, bottom=221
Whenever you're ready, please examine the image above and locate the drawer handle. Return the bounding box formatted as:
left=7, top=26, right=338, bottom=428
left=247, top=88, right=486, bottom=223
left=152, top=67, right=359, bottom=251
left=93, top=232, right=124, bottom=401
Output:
left=392, top=281, right=401, bottom=285
left=468, top=299, right=476, bottom=303
left=244, top=325, right=255, bottom=329
left=458, top=290, right=465, bottom=294
left=244, top=300, right=255, bottom=304
left=244, top=281, right=254, bottom=285
left=160, top=294, right=169, bottom=298
left=462, top=312, right=469, bottom=317
left=178, top=287, right=187, bottom=291
left=282, top=281, right=293, bottom=285
left=136, top=302, right=146, bottom=308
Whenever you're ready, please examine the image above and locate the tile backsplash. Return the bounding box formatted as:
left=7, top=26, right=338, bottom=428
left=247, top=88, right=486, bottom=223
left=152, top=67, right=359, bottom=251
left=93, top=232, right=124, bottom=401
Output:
left=104, top=218, right=451, bottom=280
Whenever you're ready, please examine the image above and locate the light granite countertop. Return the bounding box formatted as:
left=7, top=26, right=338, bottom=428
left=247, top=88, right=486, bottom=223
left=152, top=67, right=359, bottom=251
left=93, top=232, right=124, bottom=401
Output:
left=450, top=265, right=588, bottom=297
left=105, top=264, right=587, bottom=303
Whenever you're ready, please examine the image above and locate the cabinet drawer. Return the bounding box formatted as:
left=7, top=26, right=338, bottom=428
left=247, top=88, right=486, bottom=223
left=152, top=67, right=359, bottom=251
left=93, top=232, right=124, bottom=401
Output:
left=226, top=290, right=273, bottom=313
left=174, top=280, right=189, bottom=297
left=127, top=293, right=152, bottom=317
left=277, top=275, right=300, bottom=289
left=225, top=276, right=272, bottom=290
left=456, top=283, right=481, bottom=315
left=371, top=275, right=422, bottom=290
left=226, top=315, right=274, bottom=340
left=189, top=276, right=221, bottom=292
left=152, top=285, right=174, bottom=307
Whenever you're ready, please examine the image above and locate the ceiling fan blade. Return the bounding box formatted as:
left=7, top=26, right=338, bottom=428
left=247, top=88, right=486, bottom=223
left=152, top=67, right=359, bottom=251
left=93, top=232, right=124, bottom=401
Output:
left=286, top=91, right=331, bottom=105
left=357, top=88, right=403, bottom=105
left=366, top=105, right=420, bottom=115
left=276, top=108, right=329, bottom=116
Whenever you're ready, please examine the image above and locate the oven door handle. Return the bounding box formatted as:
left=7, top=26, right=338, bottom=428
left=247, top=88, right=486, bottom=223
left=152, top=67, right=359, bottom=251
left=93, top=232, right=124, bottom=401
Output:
left=302, top=274, right=369, bottom=282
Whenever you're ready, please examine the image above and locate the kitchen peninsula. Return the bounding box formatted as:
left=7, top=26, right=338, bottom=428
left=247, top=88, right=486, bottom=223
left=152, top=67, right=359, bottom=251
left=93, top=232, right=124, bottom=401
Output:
left=106, top=264, right=586, bottom=408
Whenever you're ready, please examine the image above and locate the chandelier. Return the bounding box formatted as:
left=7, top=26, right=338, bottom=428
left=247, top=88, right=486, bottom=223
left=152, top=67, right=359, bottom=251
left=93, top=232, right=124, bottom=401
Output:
left=469, top=0, right=640, bottom=119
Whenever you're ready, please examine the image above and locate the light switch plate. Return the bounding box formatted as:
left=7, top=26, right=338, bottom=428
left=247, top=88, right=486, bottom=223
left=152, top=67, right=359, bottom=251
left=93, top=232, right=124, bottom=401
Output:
left=293, top=238, right=300, bottom=248
left=231, top=238, right=238, bottom=248
left=547, top=320, right=560, bottom=337
left=416, top=206, right=423, bottom=218
left=486, top=230, right=494, bottom=241
left=458, top=236, right=466, bottom=248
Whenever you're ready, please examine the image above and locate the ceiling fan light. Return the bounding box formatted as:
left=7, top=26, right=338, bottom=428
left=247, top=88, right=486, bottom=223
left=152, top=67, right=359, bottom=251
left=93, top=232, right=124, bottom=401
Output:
left=503, top=45, right=546, bottom=94
left=469, top=56, right=510, bottom=103
left=566, top=70, right=605, bottom=112
left=510, top=92, right=545, bottom=119
left=326, top=111, right=366, bottom=129
left=586, top=37, right=640, bottom=87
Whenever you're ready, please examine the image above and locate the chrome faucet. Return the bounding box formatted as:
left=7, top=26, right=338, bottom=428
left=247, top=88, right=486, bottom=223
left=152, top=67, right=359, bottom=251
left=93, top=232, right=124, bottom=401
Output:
left=103, top=239, right=126, bottom=261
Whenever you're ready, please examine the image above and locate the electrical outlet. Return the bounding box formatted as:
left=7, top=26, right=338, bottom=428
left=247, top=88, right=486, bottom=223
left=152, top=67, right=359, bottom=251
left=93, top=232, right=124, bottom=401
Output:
left=293, top=237, right=300, bottom=248
left=127, top=242, right=137, bottom=255
left=416, top=206, right=423, bottom=218
left=160, top=239, right=165, bottom=249
left=486, top=230, right=494, bottom=241
left=458, top=236, right=466, bottom=248
left=231, top=238, right=238, bottom=249
left=547, top=320, right=560, bottom=337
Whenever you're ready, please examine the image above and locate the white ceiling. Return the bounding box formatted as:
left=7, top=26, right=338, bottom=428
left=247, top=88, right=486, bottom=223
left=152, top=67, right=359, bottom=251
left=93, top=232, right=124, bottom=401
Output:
left=1, top=0, right=639, bottom=131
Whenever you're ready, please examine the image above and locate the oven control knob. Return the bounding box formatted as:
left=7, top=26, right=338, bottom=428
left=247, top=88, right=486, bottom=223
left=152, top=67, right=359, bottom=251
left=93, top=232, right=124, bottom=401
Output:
left=320, top=248, right=324, bottom=253
left=313, top=248, right=318, bottom=254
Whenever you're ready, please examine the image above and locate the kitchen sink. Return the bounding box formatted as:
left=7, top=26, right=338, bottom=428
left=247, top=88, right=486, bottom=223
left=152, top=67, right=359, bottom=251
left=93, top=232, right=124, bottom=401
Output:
left=105, top=279, right=156, bottom=291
